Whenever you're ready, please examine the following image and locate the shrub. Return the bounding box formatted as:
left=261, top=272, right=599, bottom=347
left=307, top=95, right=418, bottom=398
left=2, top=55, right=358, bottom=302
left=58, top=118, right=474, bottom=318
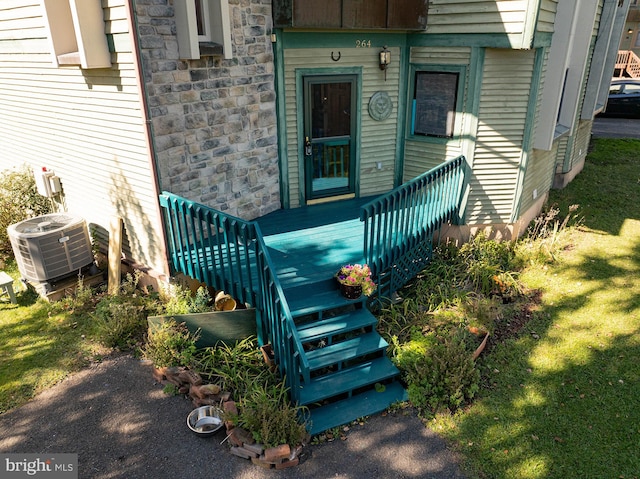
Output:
left=143, top=318, right=199, bottom=368
left=0, top=165, right=53, bottom=258
left=159, top=284, right=213, bottom=315
left=92, top=295, right=148, bottom=350
left=394, top=329, right=480, bottom=416
left=92, top=273, right=155, bottom=350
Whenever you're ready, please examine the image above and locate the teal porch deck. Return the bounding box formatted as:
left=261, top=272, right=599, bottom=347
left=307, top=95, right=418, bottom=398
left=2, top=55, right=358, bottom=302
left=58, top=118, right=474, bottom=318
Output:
left=257, top=196, right=372, bottom=290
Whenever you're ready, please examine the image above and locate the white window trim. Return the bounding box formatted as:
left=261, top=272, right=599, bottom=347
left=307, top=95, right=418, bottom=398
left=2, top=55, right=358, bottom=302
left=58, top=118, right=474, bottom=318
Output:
left=582, top=0, right=632, bottom=119
left=175, top=0, right=233, bottom=60
left=196, top=0, right=212, bottom=42
left=40, top=0, right=111, bottom=69
left=534, top=0, right=599, bottom=150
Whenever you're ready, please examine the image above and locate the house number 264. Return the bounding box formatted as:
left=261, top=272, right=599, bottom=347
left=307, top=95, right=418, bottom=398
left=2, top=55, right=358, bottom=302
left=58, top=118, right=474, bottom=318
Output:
left=355, top=40, right=371, bottom=48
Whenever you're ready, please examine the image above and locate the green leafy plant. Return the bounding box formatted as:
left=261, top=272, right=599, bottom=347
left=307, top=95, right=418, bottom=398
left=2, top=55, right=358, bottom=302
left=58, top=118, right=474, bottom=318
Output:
left=194, top=337, right=269, bottom=398
left=159, top=284, right=213, bottom=315
left=235, top=379, right=308, bottom=448
left=143, top=318, right=199, bottom=368
left=92, top=272, right=156, bottom=350
left=0, top=164, right=53, bottom=258
left=394, top=329, right=480, bottom=415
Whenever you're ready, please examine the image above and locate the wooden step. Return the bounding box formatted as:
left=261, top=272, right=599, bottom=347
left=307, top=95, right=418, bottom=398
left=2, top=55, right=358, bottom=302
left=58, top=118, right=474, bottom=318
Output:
left=305, top=332, right=388, bottom=372
left=298, top=356, right=400, bottom=406
left=296, top=307, right=377, bottom=344
left=286, top=282, right=366, bottom=317
left=306, top=380, right=407, bottom=435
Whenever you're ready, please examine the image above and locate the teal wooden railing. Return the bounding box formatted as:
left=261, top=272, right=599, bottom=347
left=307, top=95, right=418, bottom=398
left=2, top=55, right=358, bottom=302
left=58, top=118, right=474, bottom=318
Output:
left=159, top=192, right=310, bottom=401
left=360, top=155, right=467, bottom=298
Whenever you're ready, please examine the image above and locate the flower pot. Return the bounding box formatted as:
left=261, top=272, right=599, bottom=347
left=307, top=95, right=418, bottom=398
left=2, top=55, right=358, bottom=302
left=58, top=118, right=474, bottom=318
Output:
left=339, top=282, right=362, bottom=300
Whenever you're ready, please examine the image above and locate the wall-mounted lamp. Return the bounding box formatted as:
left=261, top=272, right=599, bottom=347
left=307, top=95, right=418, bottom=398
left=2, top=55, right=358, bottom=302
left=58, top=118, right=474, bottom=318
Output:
left=379, top=46, right=391, bottom=71
left=628, top=28, right=634, bottom=35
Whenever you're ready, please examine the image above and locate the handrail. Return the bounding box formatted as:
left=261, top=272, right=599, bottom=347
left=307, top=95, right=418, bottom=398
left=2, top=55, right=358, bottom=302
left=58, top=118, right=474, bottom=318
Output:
left=158, top=192, right=310, bottom=401
left=360, top=155, right=466, bottom=281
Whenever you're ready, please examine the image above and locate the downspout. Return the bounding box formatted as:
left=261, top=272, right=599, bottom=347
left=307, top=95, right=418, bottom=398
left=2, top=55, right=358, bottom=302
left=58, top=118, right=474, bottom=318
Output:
left=125, top=0, right=172, bottom=282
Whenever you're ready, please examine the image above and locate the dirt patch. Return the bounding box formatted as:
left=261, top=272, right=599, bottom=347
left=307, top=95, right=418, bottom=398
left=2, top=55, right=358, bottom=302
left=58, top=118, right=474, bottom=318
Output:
left=486, top=289, right=543, bottom=351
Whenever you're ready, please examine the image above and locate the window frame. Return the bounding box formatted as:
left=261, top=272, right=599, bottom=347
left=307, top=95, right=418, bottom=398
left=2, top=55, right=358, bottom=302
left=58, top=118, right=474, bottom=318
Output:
left=174, top=0, right=233, bottom=60
left=195, top=0, right=212, bottom=42
left=407, top=64, right=466, bottom=143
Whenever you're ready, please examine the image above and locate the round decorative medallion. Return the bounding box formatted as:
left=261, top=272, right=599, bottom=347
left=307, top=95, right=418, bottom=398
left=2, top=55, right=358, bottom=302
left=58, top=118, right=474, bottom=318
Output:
left=368, top=91, right=393, bottom=121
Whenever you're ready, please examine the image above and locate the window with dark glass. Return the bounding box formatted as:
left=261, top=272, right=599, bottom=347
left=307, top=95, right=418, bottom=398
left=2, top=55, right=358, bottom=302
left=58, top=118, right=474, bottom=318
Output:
left=412, top=72, right=459, bottom=138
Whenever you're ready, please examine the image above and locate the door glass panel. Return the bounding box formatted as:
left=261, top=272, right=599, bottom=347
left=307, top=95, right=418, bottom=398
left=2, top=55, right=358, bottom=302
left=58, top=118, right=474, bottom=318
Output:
left=305, top=79, right=354, bottom=199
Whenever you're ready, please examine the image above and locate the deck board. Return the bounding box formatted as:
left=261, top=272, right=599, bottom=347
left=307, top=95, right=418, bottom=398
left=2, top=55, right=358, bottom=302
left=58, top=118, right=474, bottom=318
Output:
left=257, top=197, right=373, bottom=288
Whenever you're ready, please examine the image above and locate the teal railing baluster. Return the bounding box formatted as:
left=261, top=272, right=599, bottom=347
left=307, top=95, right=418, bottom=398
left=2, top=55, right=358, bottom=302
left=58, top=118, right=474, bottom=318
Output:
left=360, top=156, right=467, bottom=295
left=158, top=191, right=309, bottom=405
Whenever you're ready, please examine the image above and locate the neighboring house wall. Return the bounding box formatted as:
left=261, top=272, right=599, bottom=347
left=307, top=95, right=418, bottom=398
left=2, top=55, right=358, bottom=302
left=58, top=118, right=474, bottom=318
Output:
left=0, top=0, right=168, bottom=277
left=620, top=2, right=640, bottom=56
left=135, top=0, right=281, bottom=220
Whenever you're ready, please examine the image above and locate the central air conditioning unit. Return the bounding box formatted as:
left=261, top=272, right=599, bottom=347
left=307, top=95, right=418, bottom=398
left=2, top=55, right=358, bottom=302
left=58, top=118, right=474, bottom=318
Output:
left=8, top=213, right=95, bottom=291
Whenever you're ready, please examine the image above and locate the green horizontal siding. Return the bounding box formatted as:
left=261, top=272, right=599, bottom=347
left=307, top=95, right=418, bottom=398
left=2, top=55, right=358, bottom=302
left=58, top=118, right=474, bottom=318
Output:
left=468, top=48, right=535, bottom=224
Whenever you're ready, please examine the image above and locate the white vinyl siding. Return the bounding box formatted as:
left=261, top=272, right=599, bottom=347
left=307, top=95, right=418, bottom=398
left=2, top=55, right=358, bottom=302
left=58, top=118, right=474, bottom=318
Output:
left=0, top=0, right=166, bottom=275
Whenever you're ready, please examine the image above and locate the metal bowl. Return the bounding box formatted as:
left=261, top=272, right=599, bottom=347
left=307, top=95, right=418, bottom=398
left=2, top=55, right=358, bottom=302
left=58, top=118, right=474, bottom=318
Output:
left=186, top=406, right=224, bottom=437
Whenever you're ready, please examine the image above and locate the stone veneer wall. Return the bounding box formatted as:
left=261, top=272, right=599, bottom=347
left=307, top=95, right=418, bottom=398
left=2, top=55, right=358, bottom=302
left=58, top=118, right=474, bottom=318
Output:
left=135, top=0, right=281, bottom=220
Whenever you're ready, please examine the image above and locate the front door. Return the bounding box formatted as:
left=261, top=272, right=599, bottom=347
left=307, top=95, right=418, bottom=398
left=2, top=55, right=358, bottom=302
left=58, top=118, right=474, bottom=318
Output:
left=303, top=75, right=357, bottom=202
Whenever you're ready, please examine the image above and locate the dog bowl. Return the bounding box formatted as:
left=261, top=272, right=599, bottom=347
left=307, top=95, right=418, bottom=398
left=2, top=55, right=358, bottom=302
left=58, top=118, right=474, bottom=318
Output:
left=186, top=406, right=224, bottom=437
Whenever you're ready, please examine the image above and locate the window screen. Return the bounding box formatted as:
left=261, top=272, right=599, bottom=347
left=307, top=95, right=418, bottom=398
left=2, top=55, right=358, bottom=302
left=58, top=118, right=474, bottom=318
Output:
left=412, top=72, right=459, bottom=138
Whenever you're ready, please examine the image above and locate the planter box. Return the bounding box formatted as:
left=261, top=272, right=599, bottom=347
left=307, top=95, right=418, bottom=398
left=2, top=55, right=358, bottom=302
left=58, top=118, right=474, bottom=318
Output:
left=148, top=309, right=256, bottom=348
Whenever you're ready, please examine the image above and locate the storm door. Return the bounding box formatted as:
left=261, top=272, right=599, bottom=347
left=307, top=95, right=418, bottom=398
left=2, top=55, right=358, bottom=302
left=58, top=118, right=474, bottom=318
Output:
left=303, top=75, right=357, bottom=202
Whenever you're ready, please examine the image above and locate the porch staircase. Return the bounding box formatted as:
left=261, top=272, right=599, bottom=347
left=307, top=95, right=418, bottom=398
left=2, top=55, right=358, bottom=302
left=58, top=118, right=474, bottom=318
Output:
left=283, top=278, right=406, bottom=435
left=158, top=155, right=467, bottom=435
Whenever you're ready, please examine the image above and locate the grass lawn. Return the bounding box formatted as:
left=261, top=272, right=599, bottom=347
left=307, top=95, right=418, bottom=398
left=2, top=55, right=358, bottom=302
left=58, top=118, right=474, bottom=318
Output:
left=433, top=138, right=640, bottom=478
left=0, top=262, right=106, bottom=413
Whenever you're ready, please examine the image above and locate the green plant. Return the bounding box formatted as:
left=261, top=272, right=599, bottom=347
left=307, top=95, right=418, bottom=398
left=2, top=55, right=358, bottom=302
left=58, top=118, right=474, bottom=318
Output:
left=0, top=164, right=53, bottom=258
left=235, top=378, right=308, bottom=448
left=159, top=284, right=213, bottom=315
left=162, top=383, right=180, bottom=396
left=518, top=203, right=582, bottom=264
left=194, top=337, right=269, bottom=398
left=143, top=318, right=199, bottom=368
left=396, top=329, right=480, bottom=416
left=92, top=296, right=148, bottom=350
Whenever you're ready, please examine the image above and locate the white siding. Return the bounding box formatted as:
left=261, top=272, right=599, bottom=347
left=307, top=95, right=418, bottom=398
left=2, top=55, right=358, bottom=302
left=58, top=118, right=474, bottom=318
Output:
left=0, top=0, right=166, bottom=276
left=427, top=0, right=530, bottom=34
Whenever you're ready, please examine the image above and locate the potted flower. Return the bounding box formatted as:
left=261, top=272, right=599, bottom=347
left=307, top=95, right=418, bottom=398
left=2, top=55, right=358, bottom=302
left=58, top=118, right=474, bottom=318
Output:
left=335, top=264, right=376, bottom=299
